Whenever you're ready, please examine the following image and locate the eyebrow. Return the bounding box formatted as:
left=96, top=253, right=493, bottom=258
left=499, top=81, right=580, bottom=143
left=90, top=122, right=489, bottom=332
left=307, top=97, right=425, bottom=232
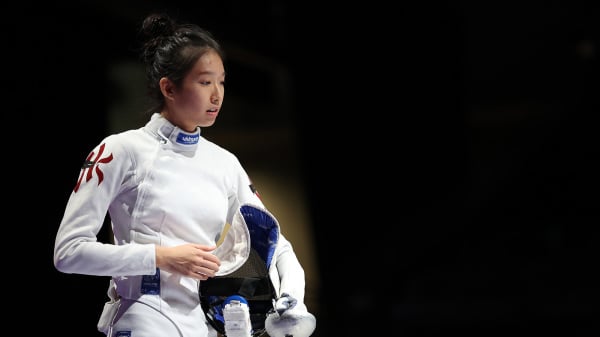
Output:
left=195, top=70, right=226, bottom=77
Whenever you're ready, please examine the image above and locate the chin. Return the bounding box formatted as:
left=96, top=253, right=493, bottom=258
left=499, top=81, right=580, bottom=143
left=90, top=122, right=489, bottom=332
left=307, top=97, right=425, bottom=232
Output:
left=198, top=120, right=216, bottom=128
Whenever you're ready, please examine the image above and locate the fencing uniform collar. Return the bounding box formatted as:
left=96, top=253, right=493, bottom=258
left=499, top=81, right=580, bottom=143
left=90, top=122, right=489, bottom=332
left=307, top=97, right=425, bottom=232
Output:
left=145, top=113, right=201, bottom=152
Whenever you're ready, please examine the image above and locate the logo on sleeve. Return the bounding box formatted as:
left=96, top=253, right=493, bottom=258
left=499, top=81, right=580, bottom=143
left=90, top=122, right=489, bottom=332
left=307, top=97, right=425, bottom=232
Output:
left=249, top=183, right=261, bottom=199
left=74, top=142, right=114, bottom=192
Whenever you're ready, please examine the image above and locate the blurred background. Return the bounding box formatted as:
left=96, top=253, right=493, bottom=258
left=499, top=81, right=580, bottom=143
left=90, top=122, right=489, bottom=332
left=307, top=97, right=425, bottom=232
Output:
left=5, top=1, right=599, bottom=336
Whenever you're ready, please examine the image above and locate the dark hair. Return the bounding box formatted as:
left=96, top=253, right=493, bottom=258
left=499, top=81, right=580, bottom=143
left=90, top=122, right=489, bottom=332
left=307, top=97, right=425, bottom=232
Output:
left=139, top=13, right=225, bottom=115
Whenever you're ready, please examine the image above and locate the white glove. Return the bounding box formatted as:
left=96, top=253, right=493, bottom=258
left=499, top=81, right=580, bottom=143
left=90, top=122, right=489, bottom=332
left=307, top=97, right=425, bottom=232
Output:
left=266, top=294, right=316, bottom=337
left=274, top=293, right=298, bottom=315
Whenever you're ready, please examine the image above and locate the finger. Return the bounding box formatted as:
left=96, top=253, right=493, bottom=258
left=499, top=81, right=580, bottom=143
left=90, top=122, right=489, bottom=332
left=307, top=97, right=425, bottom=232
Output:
left=191, top=271, right=209, bottom=281
left=195, top=266, right=217, bottom=277
left=198, top=257, right=220, bottom=270
left=202, top=253, right=221, bottom=265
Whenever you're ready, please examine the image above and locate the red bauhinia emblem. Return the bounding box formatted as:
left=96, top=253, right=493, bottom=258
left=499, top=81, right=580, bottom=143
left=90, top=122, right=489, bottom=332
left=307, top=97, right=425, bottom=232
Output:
left=74, top=143, right=114, bottom=192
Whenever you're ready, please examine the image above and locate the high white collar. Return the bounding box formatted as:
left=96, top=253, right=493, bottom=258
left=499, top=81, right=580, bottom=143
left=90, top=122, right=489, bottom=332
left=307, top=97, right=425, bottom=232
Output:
left=144, top=113, right=202, bottom=152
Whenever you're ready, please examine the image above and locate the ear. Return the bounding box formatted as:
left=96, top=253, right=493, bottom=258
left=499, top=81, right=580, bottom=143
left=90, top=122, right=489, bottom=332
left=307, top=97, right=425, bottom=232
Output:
left=159, top=77, right=176, bottom=100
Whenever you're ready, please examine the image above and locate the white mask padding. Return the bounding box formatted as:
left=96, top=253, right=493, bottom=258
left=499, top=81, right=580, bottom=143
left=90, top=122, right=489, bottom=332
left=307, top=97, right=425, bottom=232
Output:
left=213, top=207, right=251, bottom=276
left=212, top=204, right=280, bottom=276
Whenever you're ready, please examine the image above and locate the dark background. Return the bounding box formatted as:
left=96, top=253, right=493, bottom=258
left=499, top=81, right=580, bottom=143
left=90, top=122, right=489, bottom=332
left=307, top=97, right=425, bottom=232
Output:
left=5, top=1, right=598, bottom=336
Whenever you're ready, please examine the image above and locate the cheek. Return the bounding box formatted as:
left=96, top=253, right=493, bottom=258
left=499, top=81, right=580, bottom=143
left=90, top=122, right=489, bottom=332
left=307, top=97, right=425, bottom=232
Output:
left=177, top=90, right=206, bottom=108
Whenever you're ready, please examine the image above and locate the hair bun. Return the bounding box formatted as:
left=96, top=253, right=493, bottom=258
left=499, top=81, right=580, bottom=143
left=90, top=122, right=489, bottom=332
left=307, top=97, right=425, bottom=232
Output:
left=141, top=13, right=176, bottom=40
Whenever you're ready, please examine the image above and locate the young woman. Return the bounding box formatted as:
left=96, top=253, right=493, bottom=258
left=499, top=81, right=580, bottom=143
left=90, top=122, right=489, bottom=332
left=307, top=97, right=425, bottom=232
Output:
left=54, top=12, right=313, bottom=337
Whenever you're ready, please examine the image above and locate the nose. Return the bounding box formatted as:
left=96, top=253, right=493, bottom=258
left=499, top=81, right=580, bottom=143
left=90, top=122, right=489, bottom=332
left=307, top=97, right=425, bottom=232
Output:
left=211, top=84, right=223, bottom=104
left=211, top=91, right=221, bottom=104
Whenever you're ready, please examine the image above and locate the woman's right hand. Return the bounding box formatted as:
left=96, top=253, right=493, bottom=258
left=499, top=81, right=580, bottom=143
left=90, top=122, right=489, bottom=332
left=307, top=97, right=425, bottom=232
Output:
left=155, top=244, right=221, bottom=280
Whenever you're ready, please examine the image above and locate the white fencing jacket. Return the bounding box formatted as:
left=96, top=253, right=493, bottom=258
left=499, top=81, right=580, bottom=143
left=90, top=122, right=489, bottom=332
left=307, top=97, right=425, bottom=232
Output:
left=53, top=113, right=307, bottom=335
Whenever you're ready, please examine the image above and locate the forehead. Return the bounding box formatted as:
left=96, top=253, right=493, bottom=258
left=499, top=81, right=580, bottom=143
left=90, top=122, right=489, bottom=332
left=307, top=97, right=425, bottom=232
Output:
left=190, top=49, right=225, bottom=75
